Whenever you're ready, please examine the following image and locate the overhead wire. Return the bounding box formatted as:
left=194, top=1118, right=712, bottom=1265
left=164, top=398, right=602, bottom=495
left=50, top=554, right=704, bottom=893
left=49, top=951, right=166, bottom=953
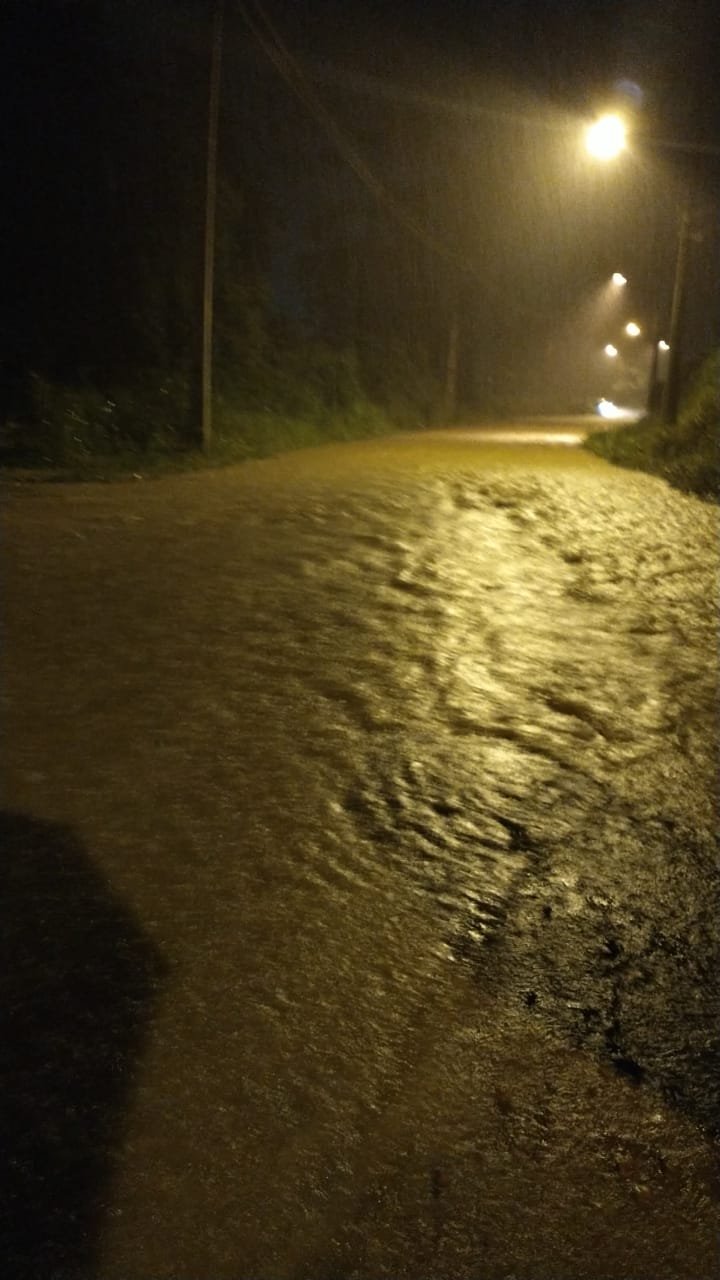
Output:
left=235, top=0, right=490, bottom=280
left=302, top=58, right=570, bottom=131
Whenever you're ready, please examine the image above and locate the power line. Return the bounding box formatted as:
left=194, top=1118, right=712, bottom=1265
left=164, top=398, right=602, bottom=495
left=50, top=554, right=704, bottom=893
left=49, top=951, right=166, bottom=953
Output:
left=303, top=59, right=569, bottom=131
left=236, top=0, right=488, bottom=280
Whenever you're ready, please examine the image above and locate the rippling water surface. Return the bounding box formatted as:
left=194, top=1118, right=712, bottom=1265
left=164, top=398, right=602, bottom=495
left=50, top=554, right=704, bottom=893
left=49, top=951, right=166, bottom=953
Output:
left=5, top=439, right=719, bottom=1277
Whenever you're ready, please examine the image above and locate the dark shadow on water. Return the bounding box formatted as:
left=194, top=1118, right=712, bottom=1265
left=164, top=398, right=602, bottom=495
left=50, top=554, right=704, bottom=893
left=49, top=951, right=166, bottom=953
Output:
left=0, top=811, right=166, bottom=1279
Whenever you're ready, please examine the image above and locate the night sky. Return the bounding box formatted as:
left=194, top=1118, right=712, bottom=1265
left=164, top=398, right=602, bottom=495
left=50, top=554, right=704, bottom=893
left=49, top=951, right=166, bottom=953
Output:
left=2, top=0, right=719, bottom=413
left=275, top=0, right=720, bottom=143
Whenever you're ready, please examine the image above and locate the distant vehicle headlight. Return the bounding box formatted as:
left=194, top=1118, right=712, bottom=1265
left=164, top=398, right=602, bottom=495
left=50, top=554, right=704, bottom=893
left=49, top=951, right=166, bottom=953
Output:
left=596, top=398, right=623, bottom=419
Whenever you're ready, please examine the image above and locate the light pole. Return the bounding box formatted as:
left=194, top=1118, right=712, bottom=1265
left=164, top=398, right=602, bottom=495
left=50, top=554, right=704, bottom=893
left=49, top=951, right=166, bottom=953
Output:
left=660, top=206, right=691, bottom=425
left=442, top=304, right=460, bottom=422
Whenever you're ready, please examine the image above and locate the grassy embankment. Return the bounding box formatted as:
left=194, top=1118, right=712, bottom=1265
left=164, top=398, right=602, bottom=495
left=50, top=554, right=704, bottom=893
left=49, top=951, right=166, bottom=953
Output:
left=0, top=362, right=426, bottom=482
left=584, top=350, right=719, bottom=501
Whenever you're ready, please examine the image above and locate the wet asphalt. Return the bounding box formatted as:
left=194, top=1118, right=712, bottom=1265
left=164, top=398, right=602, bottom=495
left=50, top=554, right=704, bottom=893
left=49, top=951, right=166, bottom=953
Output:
left=2, top=427, right=719, bottom=1278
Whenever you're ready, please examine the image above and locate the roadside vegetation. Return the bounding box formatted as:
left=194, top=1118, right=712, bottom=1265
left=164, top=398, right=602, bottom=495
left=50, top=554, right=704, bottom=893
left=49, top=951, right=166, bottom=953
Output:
left=1, top=3, right=457, bottom=482
left=0, top=344, right=433, bottom=481
left=584, top=350, right=719, bottom=501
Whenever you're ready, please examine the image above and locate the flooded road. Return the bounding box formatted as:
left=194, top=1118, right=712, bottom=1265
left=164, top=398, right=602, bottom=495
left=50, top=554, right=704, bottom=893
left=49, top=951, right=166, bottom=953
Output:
left=3, top=432, right=719, bottom=1278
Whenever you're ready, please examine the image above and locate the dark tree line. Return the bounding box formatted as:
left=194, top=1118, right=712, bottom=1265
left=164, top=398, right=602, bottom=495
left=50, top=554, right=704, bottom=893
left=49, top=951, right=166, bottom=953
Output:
left=2, top=0, right=454, bottom=454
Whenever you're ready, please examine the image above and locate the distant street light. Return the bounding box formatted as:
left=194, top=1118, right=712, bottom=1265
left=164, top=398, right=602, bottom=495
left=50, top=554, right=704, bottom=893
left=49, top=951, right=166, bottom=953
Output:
left=625, top=321, right=641, bottom=337
left=658, top=339, right=670, bottom=351
left=604, top=343, right=618, bottom=357
left=611, top=272, right=627, bottom=286
left=585, top=114, right=627, bottom=160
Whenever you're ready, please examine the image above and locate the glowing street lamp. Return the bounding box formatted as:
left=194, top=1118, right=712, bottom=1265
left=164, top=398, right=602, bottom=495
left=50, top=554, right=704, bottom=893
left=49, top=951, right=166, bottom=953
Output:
left=625, top=321, right=641, bottom=337
left=611, top=272, right=627, bottom=286
left=658, top=339, right=670, bottom=351
left=604, top=343, right=618, bottom=357
left=585, top=114, right=627, bottom=160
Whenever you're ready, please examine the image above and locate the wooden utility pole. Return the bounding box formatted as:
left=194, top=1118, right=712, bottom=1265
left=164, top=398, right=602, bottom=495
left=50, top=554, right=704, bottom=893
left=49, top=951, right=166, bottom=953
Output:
left=200, top=0, right=224, bottom=451
left=442, top=307, right=460, bottom=423
left=645, top=310, right=662, bottom=415
left=660, top=206, right=691, bottom=427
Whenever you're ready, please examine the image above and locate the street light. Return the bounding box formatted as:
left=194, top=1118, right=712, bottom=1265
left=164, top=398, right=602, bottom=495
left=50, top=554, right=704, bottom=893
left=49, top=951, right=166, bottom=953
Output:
left=585, top=114, right=627, bottom=160
left=658, top=339, right=670, bottom=351
left=612, top=272, right=627, bottom=286
left=625, top=321, right=641, bottom=337
left=604, top=344, right=618, bottom=357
